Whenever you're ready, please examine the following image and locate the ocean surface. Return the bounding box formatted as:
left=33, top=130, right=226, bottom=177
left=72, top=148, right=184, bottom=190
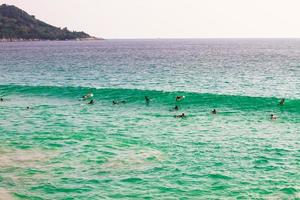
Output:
left=0, top=39, right=299, bottom=199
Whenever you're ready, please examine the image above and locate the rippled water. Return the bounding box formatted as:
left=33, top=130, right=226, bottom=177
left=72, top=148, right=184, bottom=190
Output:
left=0, top=39, right=300, bottom=199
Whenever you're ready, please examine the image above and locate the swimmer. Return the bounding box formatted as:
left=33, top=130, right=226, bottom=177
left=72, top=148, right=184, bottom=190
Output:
left=113, top=100, right=118, bottom=105
left=270, top=114, right=277, bottom=120
left=279, top=98, right=285, bottom=105
left=82, top=92, right=93, bottom=100
left=88, top=100, right=95, bottom=105
left=176, top=96, right=185, bottom=101
left=175, top=113, right=186, bottom=118
left=145, top=96, right=150, bottom=105
left=0, top=97, right=3, bottom=102
left=26, top=106, right=30, bottom=109
left=212, top=109, right=217, bottom=114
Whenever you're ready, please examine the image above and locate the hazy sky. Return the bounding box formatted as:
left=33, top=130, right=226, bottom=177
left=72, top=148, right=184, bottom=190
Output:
left=2, top=0, right=300, bottom=38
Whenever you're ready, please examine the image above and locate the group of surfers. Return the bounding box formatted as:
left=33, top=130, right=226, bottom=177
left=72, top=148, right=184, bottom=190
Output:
left=79, top=92, right=285, bottom=120
left=0, top=94, right=285, bottom=120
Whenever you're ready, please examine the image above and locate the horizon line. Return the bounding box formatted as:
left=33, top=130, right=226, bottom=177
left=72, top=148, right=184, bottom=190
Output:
left=102, top=37, right=300, bottom=40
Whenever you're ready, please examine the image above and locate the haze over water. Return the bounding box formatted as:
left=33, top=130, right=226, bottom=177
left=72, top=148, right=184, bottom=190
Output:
left=0, top=39, right=300, bottom=199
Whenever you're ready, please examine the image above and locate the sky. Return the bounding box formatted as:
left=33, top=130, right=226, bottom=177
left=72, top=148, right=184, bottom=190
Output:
left=2, top=0, right=300, bottom=39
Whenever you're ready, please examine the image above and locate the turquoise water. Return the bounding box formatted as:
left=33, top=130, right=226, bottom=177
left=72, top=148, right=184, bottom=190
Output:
left=0, top=39, right=300, bottom=199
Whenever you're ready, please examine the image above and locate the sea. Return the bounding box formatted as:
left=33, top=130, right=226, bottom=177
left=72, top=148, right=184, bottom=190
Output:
left=0, top=39, right=299, bottom=199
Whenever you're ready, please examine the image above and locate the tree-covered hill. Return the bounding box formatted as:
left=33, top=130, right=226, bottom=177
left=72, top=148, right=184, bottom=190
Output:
left=0, top=4, right=96, bottom=41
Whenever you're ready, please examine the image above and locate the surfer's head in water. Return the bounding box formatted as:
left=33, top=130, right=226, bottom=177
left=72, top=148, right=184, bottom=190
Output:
left=212, top=109, right=217, bottom=114
left=0, top=97, right=3, bottom=102
left=279, top=98, right=285, bottom=105
left=174, top=105, right=179, bottom=111
left=176, top=96, right=185, bottom=101
left=88, top=100, right=95, bottom=105
left=82, top=92, right=93, bottom=99
left=270, top=114, right=277, bottom=120
left=145, top=96, right=150, bottom=104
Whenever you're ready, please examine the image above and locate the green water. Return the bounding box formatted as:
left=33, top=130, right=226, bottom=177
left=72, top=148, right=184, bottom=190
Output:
left=0, top=85, right=299, bottom=199
left=0, top=39, right=300, bottom=199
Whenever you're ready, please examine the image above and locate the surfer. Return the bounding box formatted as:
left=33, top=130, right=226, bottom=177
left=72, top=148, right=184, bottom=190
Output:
left=270, top=114, right=277, bottom=120
left=175, top=113, right=186, bottom=118
left=88, top=100, right=95, bottom=105
left=169, top=105, right=179, bottom=111
left=212, top=109, right=217, bottom=114
left=0, top=97, right=3, bottom=102
left=82, top=92, right=93, bottom=100
left=176, top=96, right=185, bottom=101
left=145, top=96, right=150, bottom=105
left=279, top=98, right=285, bottom=105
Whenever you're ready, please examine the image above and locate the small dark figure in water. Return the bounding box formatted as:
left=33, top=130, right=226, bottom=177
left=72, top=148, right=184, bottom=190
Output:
left=82, top=92, right=93, bottom=100
left=270, top=114, right=277, bottom=120
left=113, top=101, right=117, bottom=105
left=169, top=105, right=179, bottom=111
left=26, top=106, right=30, bottom=109
left=212, top=109, right=217, bottom=114
left=279, top=98, right=285, bottom=105
left=176, top=96, right=185, bottom=101
left=175, top=113, right=186, bottom=118
left=88, top=100, right=95, bottom=105
left=145, top=96, right=150, bottom=105
left=0, top=97, right=3, bottom=102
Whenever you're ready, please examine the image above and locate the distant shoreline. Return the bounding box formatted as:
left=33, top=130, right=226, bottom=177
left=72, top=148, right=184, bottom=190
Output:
left=0, top=37, right=104, bottom=42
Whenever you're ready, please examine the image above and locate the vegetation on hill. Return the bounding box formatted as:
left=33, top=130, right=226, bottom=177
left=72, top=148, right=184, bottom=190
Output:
left=0, top=4, right=94, bottom=41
